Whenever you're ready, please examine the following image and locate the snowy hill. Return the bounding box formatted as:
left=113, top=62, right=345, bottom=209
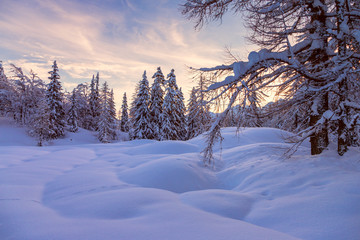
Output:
left=0, top=117, right=359, bottom=240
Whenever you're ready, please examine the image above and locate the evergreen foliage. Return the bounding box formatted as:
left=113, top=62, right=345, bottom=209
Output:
left=89, top=73, right=101, bottom=130
left=131, top=71, right=152, bottom=140
left=161, top=69, right=186, bottom=140
left=46, top=60, right=65, bottom=139
left=186, top=86, right=211, bottom=139
left=97, top=82, right=117, bottom=143
left=120, top=92, right=129, bottom=132
left=67, top=89, right=79, bottom=132
left=149, top=67, right=165, bottom=140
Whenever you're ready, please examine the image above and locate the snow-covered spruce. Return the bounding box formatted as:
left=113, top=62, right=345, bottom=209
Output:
left=149, top=67, right=165, bottom=140
left=67, top=89, right=79, bottom=133
left=97, top=82, right=117, bottom=143
left=89, top=73, right=101, bottom=130
left=161, top=69, right=187, bottom=141
left=131, top=71, right=152, bottom=140
left=120, top=92, right=129, bottom=132
left=46, top=60, right=65, bottom=139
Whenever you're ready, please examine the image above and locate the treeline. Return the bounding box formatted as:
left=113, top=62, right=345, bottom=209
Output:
left=0, top=61, right=212, bottom=145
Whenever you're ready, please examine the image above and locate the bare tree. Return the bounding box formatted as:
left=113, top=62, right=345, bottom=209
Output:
left=182, top=0, right=360, bottom=164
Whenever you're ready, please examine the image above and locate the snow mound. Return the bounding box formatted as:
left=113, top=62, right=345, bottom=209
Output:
left=118, top=156, right=218, bottom=193
left=0, top=117, right=36, bottom=146
left=122, top=140, right=199, bottom=155
left=180, top=189, right=253, bottom=220
left=1, top=125, right=359, bottom=240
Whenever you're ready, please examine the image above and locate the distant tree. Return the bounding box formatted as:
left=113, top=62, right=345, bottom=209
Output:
left=149, top=67, right=165, bottom=140
left=9, top=65, right=46, bottom=125
left=132, top=71, right=152, bottom=140
left=0, top=61, right=13, bottom=115
left=67, top=89, right=79, bottom=132
left=186, top=76, right=212, bottom=140
left=177, top=88, right=187, bottom=140
left=46, top=60, right=65, bottom=139
left=89, top=73, right=101, bottom=130
left=72, top=83, right=92, bottom=130
left=186, top=85, right=211, bottom=139
left=120, top=92, right=130, bottom=132
left=30, top=98, right=51, bottom=146
left=108, top=88, right=118, bottom=140
left=97, top=82, right=117, bottom=143
left=161, top=69, right=186, bottom=140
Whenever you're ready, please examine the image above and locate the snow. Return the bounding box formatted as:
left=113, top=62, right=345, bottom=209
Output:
left=1, top=117, right=360, bottom=240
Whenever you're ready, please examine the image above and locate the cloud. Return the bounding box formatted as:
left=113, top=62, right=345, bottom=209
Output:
left=0, top=0, right=252, bottom=107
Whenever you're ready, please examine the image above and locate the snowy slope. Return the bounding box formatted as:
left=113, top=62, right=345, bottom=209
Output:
left=0, top=118, right=359, bottom=240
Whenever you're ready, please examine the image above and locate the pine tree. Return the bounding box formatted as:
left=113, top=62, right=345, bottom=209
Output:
left=97, top=82, right=116, bottom=143
left=120, top=92, right=129, bottom=132
left=132, top=71, right=152, bottom=140
left=46, top=60, right=65, bottom=139
left=108, top=88, right=118, bottom=140
left=161, top=69, right=185, bottom=140
left=67, top=89, right=79, bottom=132
left=177, top=88, right=187, bottom=140
left=186, top=86, right=211, bottom=139
left=149, top=67, right=165, bottom=140
left=89, top=73, right=101, bottom=130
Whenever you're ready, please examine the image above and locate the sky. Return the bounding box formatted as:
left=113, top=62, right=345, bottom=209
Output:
left=0, top=0, right=255, bottom=108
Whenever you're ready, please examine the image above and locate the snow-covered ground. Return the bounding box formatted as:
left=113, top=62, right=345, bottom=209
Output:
left=0, top=117, right=359, bottom=240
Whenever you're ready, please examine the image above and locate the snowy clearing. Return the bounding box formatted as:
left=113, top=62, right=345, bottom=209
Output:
left=0, top=117, right=359, bottom=240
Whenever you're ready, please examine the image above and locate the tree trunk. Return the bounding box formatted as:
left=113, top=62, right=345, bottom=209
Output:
left=310, top=94, right=329, bottom=155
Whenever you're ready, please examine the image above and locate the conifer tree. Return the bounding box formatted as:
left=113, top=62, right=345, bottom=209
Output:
left=161, top=69, right=185, bottom=140
left=89, top=73, right=101, bottom=130
left=108, top=88, right=118, bottom=140
left=97, top=82, right=117, bottom=143
left=67, top=89, right=79, bottom=132
left=149, top=67, right=165, bottom=140
left=132, top=71, right=152, bottom=140
left=186, top=82, right=211, bottom=140
left=120, top=92, right=129, bottom=132
left=46, top=60, right=65, bottom=139
left=177, top=88, right=187, bottom=140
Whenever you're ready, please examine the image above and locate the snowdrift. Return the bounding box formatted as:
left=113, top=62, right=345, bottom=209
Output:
left=0, top=118, right=359, bottom=240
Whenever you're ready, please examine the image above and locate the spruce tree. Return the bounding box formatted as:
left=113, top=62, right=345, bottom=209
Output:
left=120, top=92, right=129, bottom=132
left=97, top=82, right=116, bottom=143
left=186, top=86, right=211, bottom=140
left=89, top=73, right=101, bottom=130
left=149, top=67, right=165, bottom=140
left=132, top=71, right=152, bottom=140
left=108, top=88, right=118, bottom=140
left=46, top=60, right=65, bottom=139
left=161, top=69, right=185, bottom=140
left=177, top=88, right=187, bottom=140
left=67, top=89, right=79, bottom=132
